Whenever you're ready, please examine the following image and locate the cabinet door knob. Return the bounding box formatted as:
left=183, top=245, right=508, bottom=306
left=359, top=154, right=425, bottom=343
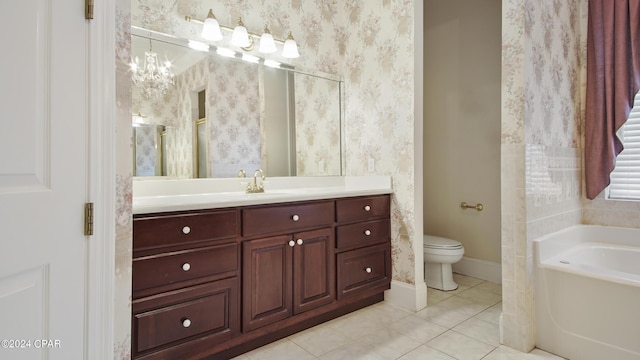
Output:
left=182, top=318, right=192, bottom=328
left=288, top=240, right=295, bottom=247
left=182, top=263, right=191, bottom=271
left=182, top=226, right=191, bottom=234
left=297, top=239, right=303, bottom=245
left=364, top=229, right=372, bottom=236
left=365, top=267, right=372, bottom=273
left=364, top=205, right=371, bottom=212
left=292, top=214, right=300, bottom=221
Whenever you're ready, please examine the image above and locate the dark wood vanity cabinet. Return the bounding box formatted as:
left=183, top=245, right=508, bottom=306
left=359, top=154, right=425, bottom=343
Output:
left=132, top=194, right=391, bottom=360
left=335, top=196, right=392, bottom=299
left=242, top=228, right=335, bottom=332
left=131, top=209, right=241, bottom=360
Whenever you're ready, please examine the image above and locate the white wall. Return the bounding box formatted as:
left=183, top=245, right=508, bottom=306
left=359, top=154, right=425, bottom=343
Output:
left=423, top=0, right=502, bottom=264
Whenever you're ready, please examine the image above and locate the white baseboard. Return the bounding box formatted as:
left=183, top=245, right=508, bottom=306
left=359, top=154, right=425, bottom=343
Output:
left=452, top=256, right=502, bottom=284
left=384, top=280, right=427, bottom=312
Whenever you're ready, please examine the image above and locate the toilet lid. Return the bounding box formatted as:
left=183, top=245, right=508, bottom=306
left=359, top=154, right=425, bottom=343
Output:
left=424, top=235, right=463, bottom=249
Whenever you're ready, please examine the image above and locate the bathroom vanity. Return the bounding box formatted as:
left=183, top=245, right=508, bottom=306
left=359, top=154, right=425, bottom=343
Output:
left=131, top=177, right=392, bottom=359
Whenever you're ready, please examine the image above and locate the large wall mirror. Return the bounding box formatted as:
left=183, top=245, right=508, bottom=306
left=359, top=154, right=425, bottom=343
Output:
left=131, top=26, right=343, bottom=178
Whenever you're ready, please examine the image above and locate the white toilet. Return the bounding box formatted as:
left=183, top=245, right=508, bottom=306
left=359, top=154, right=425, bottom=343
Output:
left=424, top=235, right=465, bottom=291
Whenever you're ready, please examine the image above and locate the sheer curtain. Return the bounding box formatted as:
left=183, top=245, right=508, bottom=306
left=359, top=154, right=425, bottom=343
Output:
left=585, top=0, right=640, bottom=199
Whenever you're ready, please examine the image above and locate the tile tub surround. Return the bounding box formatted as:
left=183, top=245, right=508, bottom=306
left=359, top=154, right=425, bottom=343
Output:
left=132, top=175, right=392, bottom=213
left=231, top=274, right=564, bottom=360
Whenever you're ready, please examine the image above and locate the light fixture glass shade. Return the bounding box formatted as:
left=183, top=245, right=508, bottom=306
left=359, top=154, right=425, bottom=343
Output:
left=282, top=32, right=300, bottom=58
left=258, top=26, right=277, bottom=53
left=201, top=10, right=223, bottom=41
left=231, top=18, right=251, bottom=48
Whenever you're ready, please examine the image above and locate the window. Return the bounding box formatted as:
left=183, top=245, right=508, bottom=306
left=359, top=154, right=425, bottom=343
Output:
left=609, top=92, right=640, bottom=200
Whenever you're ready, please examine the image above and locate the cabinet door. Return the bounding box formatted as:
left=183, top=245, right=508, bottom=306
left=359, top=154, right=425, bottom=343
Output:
left=242, top=235, right=293, bottom=332
left=293, top=228, right=336, bottom=314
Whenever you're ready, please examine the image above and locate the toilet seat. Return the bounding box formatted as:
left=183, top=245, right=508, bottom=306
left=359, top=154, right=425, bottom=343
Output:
left=424, top=235, right=463, bottom=250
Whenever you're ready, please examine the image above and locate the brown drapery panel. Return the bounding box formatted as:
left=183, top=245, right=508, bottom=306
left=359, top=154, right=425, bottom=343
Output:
left=585, top=0, right=640, bottom=199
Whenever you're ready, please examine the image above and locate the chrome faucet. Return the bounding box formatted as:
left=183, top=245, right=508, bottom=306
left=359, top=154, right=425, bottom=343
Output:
left=246, top=169, right=265, bottom=193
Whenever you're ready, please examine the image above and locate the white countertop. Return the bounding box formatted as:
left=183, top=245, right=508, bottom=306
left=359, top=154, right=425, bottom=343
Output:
left=133, top=176, right=393, bottom=214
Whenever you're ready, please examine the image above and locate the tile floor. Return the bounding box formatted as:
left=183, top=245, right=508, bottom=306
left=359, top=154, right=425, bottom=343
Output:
left=232, top=274, right=565, bottom=360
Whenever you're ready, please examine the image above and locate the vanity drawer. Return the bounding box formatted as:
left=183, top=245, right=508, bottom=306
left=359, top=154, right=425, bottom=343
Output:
left=243, top=201, right=334, bottom=237
left=134, top=210, right=239, bottom=251
left=133, top=243, right=238, bottom=293
left=336, top=195, right=390, bottom=223
left=133, top=278, right=239, bottom=356
left=336, top=219, right=390, bottom=250
left=337, top=243, right=391, bottom=299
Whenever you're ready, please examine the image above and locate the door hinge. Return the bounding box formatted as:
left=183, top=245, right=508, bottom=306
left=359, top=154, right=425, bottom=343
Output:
left=84, top=202, right=94, bottom=236
left=85, top=0, right=94, bottom=20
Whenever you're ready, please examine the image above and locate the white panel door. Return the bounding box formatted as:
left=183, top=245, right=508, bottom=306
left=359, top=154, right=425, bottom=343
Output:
left=0, top=1, right=87, bottom=359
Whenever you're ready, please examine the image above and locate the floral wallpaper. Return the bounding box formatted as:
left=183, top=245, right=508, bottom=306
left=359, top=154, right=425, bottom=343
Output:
left=295, top=73, right=341, bottom=176
left=501, top=0, right=584, bottom=352
left=128, top=0, right=418, bottom=283
left=164, top=125, right=191, bottom=177
left=134, top=126, right=159, bottom=176
left=340, top=0, right=417, bottom=285
left=524, top=0, right=583, bottom=239
left=129, top=0, right=419, bottom=273
left=135, top=52, right=263, bottom=179
left=116, top=0, right=419, bottom=357
left=130, top=53, right=195, bottom=179
left=208, top=57, right=262, bottom=177
left=171, top=56, right=209, bottom=177
left=113, top=1, right=640, bottom=358
left=131, top=86, right=179, bottom=127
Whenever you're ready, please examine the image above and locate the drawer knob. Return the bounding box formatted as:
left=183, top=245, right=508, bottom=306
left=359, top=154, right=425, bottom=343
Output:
left=364, top=205, right=371, bottom=212
left=182, top=263, right=191, bottom=271
left=292, top=214, right=300, bottom=222
left=289, top=240, right=295, bottom=247
left=182, top=318, right=192, bottom=328
left=364, top=230, right=372, bottom=236
left=182, top=226, right=191, bottom=235
left=297, top=238, right=303, bottom=245
left=365, top=267, right=372, bottom=274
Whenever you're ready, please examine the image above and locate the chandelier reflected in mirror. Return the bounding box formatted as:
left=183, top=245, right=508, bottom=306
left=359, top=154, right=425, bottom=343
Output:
left=130, top=38, right=175, bottom=99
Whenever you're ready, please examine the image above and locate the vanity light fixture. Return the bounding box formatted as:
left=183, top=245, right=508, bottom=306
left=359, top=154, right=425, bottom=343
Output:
left=258, top=25, right=277, bottom=54
left=132, top=112, right=146, bottom=127
left=216, top=47, right=236, bottom=58
left=264, top=59, right=281, bottom=68
left=185, top=9, right=300, bottom=59
left=188, top=40, right=210, bottom=52
left=201, top=9, right=223, bottom=41
left=242, top=53, right=260, bottom=64
left=282, top=32, right=300, bottom=59
left=231, top=17, right=251, bottom=48
left=130, top=38, right=175, bottom=99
